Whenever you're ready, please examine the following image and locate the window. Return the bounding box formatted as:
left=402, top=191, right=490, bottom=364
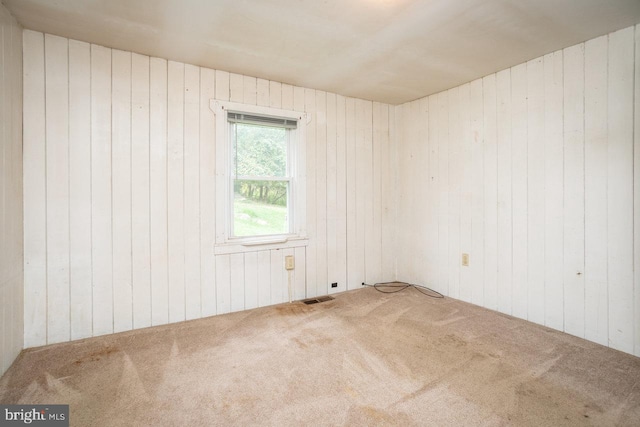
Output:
left=212, top=101, right=307, bottom=252
left=230, top=115, right=292, bottom=237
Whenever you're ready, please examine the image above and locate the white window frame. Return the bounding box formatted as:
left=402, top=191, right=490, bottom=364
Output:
left=211, top=100, right=308, bottom=254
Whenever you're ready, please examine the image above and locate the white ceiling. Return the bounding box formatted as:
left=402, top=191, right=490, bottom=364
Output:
left=5, top=0, right=640, bottom=104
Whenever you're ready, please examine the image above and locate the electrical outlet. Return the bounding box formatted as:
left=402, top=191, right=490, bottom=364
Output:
left=331, top=282, right=338, bottom=288
left=285, top=255, right=295, bottom=270
left=461, top=253, right=469, bottom=267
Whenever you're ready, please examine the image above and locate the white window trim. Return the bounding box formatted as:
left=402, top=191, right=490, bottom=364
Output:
left=210, top=100, right=309, bottom=254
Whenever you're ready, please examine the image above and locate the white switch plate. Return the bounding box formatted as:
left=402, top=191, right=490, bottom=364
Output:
left=285, top=255, right=295, bottom=270
left=461, top=253, right=469, bottom=267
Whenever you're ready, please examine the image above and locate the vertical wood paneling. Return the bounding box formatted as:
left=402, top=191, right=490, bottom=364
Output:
left=335, top=95, right=348, bottom=291
left=413, top=100, right=424, bottom=284
left=150, top=57, right=169, bottom=326
left=400, top=101, right=420, bottom=283
left=184, top=64, right=201, bottom=320
left=131, top=53, right=151, bottom=329
left=25, top=31, right=45, bottom=350
left=257, top=250, right=271, bottom=307
left=362, top=100, right=375, bottom=285
left=315, top=92, right=328, bottom=295
left=215, top=254, right=230, bottom=314
left=215, top=71, right=230, bottom=102
left=200, top=68, right=216, bottom=317
left=526, top=58, right=545, bottom=325
left=244, top=252, right=258, bottom=309
left=511, top=63, right=528, bottom=319
left=437, top=92, right=449, bottom=295
left=584, top=37, right=608, bottom=345
left=387, top=103, right=395, bottom=280
left=458, top=86, right=471, bottom=301
left=393, top=104, right=404, bottom=278
left=417, top=99, right=429, bottom=285
left=470, top=79, right=484, bottom=306
left=167, top=61, right=185, bottom=323
left=243, top=76, right=257, bottom=106
left=496, top=69, right=513, bottom=315
left=354, top=99, right=368, bottom=288
left=293, top=86, right=307, bottom=240
left=214, top=70, right=229, bottom=245
left=381, top=104, right=392, bottom=280
left=427, top=96, right=439, bottom=290
left=293, top=87, right=308, bottom=300
left=269, top=81, right=282, bottom=108
left=607, top=28, right=634, bottom=353
left=0, top=7, right=6, bottom=366
left=483, top=74, right=498, bottom=311
left=270, top=250, right=284, bottom=304
left=230, top=253, right=245, bottom=312
left=13, top=15, right=23, bottom=359
left=305, top=89, right=317, bottom=294
left=229, top=73, right=243, bottom=103
left=387, top=26, right=638, bottom=357
left=44, top=34, right=70, bottom=343
left=68, top=39, right=92, bottom=340
left=403, top=104, right=417, bottom=282
left=371, top=102, right=383, bottom=284
left=405, top=102, right=416, bottom=283
left=394, top=104, right=407, bottom=280
left=416, top=99, right=429, bottom=284
left=380, top=103, right=394, bottom=282
left=294, top=247, right=306, bottom=300
left=281, top=84, right=294, bottom=110
left=90, top=44, right=113, bottom=337
left=257, top=78, right=269, bottom=107
left=112, top=49, right=133, bottom=333
left=345, top=97, right=358, bottom=289
left=23, top=33, right=322, bottom=348
left=326, top=93, right=338, bottom=293
left=563, top=43, right=585, bottom=338
left=543, top=51, right=564, bottom=331
left=0, top=8, right=22, bottom=373
left=283, top=248, right=295, bottom=302
left=447, top=88, right=461, bottom=299
left=634, top=24, right=640, bottom=357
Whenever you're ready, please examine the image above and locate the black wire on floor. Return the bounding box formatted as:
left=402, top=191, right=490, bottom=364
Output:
left=362, top=281, right=444, bottom=299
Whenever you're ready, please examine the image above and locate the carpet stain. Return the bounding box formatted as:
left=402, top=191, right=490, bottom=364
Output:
left=74, top=346, right=119, bottom=365
left=275, top=303, right=312, bottom=316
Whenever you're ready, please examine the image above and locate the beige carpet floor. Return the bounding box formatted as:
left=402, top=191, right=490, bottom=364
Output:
left=1, top=286, right=639, bottom=426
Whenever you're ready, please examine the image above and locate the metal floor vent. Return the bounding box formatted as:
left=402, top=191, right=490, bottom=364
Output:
left=302, top=296, right=334, bottom=305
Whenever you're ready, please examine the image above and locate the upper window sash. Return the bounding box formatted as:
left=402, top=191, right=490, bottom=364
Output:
left=230, top=121, right=291, bottom=179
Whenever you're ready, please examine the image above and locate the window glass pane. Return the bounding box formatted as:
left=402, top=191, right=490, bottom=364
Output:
left=233, top=179, right=289, bottom=237
left=234, top=123, right=287, bottom=177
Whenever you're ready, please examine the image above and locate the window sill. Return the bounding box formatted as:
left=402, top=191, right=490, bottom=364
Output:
left=214, top=236, right=309, bottom=255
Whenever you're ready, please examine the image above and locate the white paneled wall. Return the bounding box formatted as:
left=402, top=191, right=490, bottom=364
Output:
left=394, top=25, right=640, bottom=357
left=23, top=30, right=393, bottom=347
left=0, top=4, right=23, bottom=374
